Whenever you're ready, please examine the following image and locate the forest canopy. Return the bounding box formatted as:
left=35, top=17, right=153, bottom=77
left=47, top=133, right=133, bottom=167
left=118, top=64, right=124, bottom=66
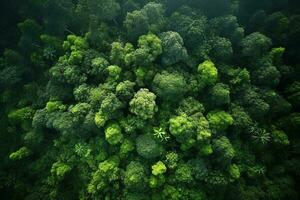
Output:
left=0, top=0, right=300, bottom=199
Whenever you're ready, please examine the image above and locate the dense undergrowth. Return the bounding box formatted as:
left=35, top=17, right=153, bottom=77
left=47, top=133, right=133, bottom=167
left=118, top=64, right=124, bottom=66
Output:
left=1, top=0, right=300, bottom=199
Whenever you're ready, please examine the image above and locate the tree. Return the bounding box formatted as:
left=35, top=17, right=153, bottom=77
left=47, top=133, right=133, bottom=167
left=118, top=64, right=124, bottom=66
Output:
left=124, top=10, right=149, bottom=41
left=136, top=134, right=161, bottom=159
left=124, top=161, right=147, bottom=191
left=230, top=105, right=252, bottom=132
left=241, top=32, right=272, bottom=58
left=89, top=56, right=109, bottom=78
left=159, top=31, right=188, bottom=66
left=271, top=129, right=289, bottom=146
left=206, top=83, right=230, bottom=107
left=124, top=2, right=165, bottom=41
left=188, top=159, right=208, bottom=181
left=152, top=161, right=167, bottom=176
left=221, top=66, right=250, bottom=89
left=9, top=146, right=31, bottom=160
left=0, top=53, right=24, bottom=88
left=210, top=15, right=244, bottom=44
left=88, top=156, right=120, bottom=194
left=236, top=86, right=270, bottom=120
left=86, top=0, right=120, bottom=21
left=106, top=65, right=121, bottom=82
left=198, top=60, right=218, bottom=88
left=165, top=152, right=179, bottom=169
left=73, top=84, right=91, bottom=102
left=129, top=88, right=157, bottom=120
left=43, top=0, right=74, bottom=36
left=175, top=163, right=193, bottom=183
left=262, top=89, right=291, bottom=117
left=119, top=139, right=135, bottom=158
left=17, top=19, right=42, bottom=54
left=264, top=12, right=289, bottom=44
left=96, top=93, right=123, bottom=126
left=1, top=1, right=300, bottom=199
left=251, top=65, right=281, bottom=88
left=269, top=47, right=285, bottom=66
left=209, top=36, right=233, bottom=62
left=229, top=164, right=240, bottom=180
left=126, top=33, right=162, bottom=67
left=285, top=81, right=300, bottom=109
left=191, top=0, right=232, bottom=17
left=8, top=107, right=35, bottom=131
left=116, top=80, right=136, bottom=101
left=207, top=110, right=233, bottom=132
left=169, top=115, right=194, bottom=139
left=249, top=124, right=271, bottom=144
left=152, top=71, right=187, bottom=102
left=212, top=136, right=235, bottom=168
left=110, top=42, right=134, bottom=67
left=169, top=12, right=210, bottom=57
left=105, top=122, right=123, bottom=145
left=176, top=97, right=205, bottom=116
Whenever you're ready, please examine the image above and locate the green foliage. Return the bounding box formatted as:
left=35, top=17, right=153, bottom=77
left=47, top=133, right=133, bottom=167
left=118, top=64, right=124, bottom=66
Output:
left=153, top=127, right=170, bottom=141
left=88, top=156, right=120, bottom=194
left=126, top=33, right=162, bottom=67
left=198, top=60, right=218, bottom=88
left=169, top=114, right=193, bottom=139
left=204, top=170, right=228, bottom=186
left=159, top=31, right=188, bottom=66
left=169, top=12, right=210, bottom=57
left=239, top=87, right=270, bottom=120
left=124, top=2, right=165, bottom=40
left=94, top=112, right=106, bottom=128
left=229, top=164, right=241, bottom=180
left=241, top=32, right=272, bottom=58
left=188, top=159, right=208, bottom=180
left=209, top=36, right=233, bottom=62
left=176, top=97, right=205, bottom=116
left=270, top=47, right=285, bottom=66
left=116, top=80, right=135, bottom=101
left=107, top=65, right=121, bottom=82
left=9, top=146, right=31, bottom=160
left=17, top=19, right=42, bottom=53
left=129, top=88, right=157, bottom=120
left=210, top=15, right=244, bottom=44
left=212, top=136, right=235, bottom=167
left=98, top=93, right=123, bottom=123
left=149, top=174, right=165, bottom=188
left=1, top=0, right=300, bottom=199
left=175, top=163, right=193, bottom=183
left=207, top=83, right=230, bottom=107
left=271, top=129, right=289, bottom=145
left=165, top=152, right=179, bottom=169
left=51, top=161, right=71, bottom=180
left=230, top=105, right=252, bottom=131
left=105, top=122, right=123, bottom=145
left=119, top=139, right=135, bottom=158
left=252, top=65, right=281, bottom=88
left=136, top=134, right=161, bottom=159
left=124, top=161, right=147, bottom=191
left=8, top=107, right=35, bottom=130
left=207, top=110, right=233, bottom=132
left=8, top=107, right=35, bottom=122
left=152, top=161, right=167, bottom=176
left=249, top=125, right=271, bottom=144
left=90, top=56, right=109, bottom=77
left=83, top=0, right=120, bottom=21
left=152, top=70, right=187, bottom=101
left=285, top=81, right=300, bottom=109
left=46, top=101, right=66, bottom=112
